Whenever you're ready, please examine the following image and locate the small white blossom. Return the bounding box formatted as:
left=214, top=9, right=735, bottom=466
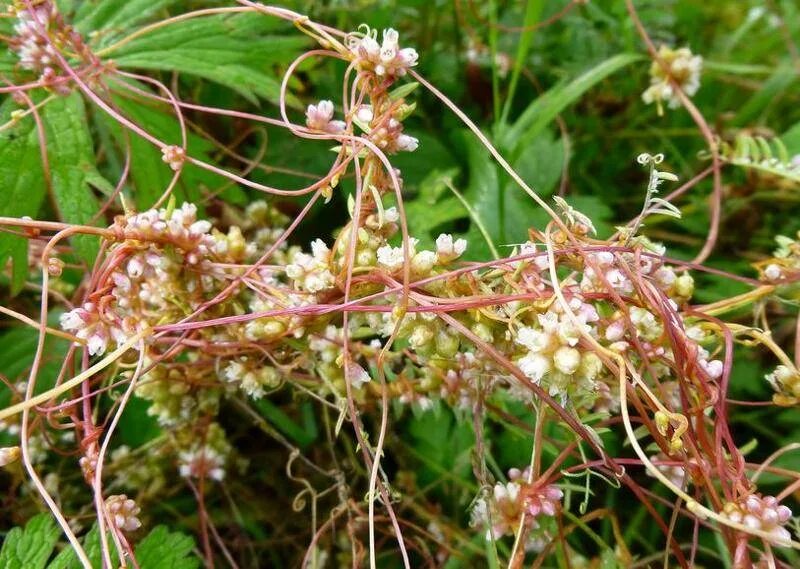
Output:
left=305, top=100, right=346, bottom=133
left=161, top=145, right=186, bottom=171
left=105, top=494, right=142, bottom=533
left=722, top=495, right=793, bottom=545
left=350, top=28, right=418, bottom=79
left=435, top=234, right=467, bottom=263
left=764, top=264, right=783, bottom=281
left=642, top=46, right=702, bottom=110
left=0, top=446, right=20, bottom=467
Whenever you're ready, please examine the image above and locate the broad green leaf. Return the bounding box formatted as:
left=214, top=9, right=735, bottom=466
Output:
left=74, top=0, right=181, bottom=38
left=134, top=526, right=200, bottom=569
left=41, top=93, right=101, bottom=266
left=0, top=320, right=70, bottom=433
left=0, top=99, right=47, bottom=294
left=404, top=168, right=467, bottom=248
left=407, top=409, right=474, bottom=489
left=109, top=13, right=308, bottom=105
left=100, top=87, right=243, bottom=211
left=782, top=120, right=800, bottom=155
left=509, top=131, right=565, bottom=200
left=0, top=513, right=60, bottom=569
left=499, top=53, right=643, bottom=154
left=48, top=526, right=108, bottom=569
left=252, top=398, right=316, bottom=448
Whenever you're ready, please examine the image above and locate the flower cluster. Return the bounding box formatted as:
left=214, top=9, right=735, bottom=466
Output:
left=471, top=468, right=562, bottom=549
left=514, top=298, right=602, bottom=403
left=177, top=423, right=231, bottom=482
left=305, top=100, right=346, bottom=134
left=766, top=365, right=800, bottom=406
left=361, top=105, right=419, bottom=153
left=9, top=1, right=95, bottom=92
left=758, top=230, right=800, bottom=284
left=59, top=203, right=226, bottom=355
left=348, top=27, right=418, bottom=79
left=286, top=238, right=336, bottom=293
left=105, top=494, right=142, bottom=533
left=222, top=357, right=281, bottom=399
left=642, top=45, right=702, bottom=110
left=722, top=494, right=793, bottom=545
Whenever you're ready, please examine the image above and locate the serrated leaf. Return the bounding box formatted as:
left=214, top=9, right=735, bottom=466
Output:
left=40, top=93, right=101, bottom=266
left=134, top=526, right=200, bottom=569
left=0, top=513, right=60, bottom=569
left=47, top=525, right=108, bottom=569
left=99, top=88, right=239, bottom=210
left=108, top=13, right=307, bottom=105
left=407, top=409, right=474, bottom=489
left=74, top=0, right=181, bottom=39
left=0, top=98, right=47, bottom=294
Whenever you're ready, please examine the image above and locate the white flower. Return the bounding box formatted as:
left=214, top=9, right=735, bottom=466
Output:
left=377, top=239, right=414, bottom=271
left=515, top=326, right=551, bottom=353
left=435, top=234, right=467, bottom=262
left=0, top=446, right=20, bottom=467
left=642, top=46, right=703, bottom=110
left=518, top=352, right=551, bottom=382
left=285, top=239, right=335, bottom=293
left=764, top=264, right=782, bottom=281
left=411, top=250, right=436, bottom=273
left=700, top=358, right=723, bottom=379
left=105, top=494, right=142, bottom=533
left=384, top=207, right=400, bottom=223
left=347, top=362, right=371, bottom=389
left=553, top=346, right=581, bottom=375
left=86, top=330, right=108, bottom=356
left=161, top=145, right=186, bottom=171
left=396, top=134, right=418, bottom=152
left=305, top=100, right=346, bottom=133
left=350, top=27, right=418, bottom=79
left=179, top=448, right=226, bottom=481
left=356, top=105, right=374, bottom=123
left=60, top=309, right=86, bottom=331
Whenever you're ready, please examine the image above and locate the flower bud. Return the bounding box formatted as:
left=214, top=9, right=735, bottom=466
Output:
left=435, top=330, right=460, bottom=358
left=553, top=346, right=581, bottom=375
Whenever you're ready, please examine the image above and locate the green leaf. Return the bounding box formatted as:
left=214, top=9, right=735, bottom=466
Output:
left=99, top=88, right=239, bottom=211
left=252, top=398, right=316, bottom=448
left=48, top=525, right=107, bottom=569
left=0, top=99, right=47, bottom=294
left=500, top=53, right=643, bottom=153
left=733, top=66, right=797, bottom=127
left=509, top=131, right=565, bottom=200
left=407, top=409, right=474, bottom=489
left=782, top=120, right=800, bottom=155
left=41, top=93, right=101, bottom=266
left=109, top=13, right=308, bottom=105
left=75, top=0, right=181, bottom=38
left=0, top=518, right=197, bottom=569
left=404, top=168, right=466, bottom=248
left=134, top=526, right=200, bottom=569
left=0, top=513, right=60, bottom=569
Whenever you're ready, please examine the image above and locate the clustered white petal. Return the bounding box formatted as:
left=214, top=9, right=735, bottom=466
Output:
left=349, top=27, right=418, bottom=79
left=642, top=45, right=703, bottom=110
left=105, top=494, right=142, bottom=533
left=286, top=239, right=336, bottom=293
left=305, top=100, right=346, bottom=134
left=471, top=467, right=562, bottom=548
left=723, top=495, right=793, bottom=545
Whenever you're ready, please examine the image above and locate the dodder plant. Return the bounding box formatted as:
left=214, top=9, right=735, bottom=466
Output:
left=1, top=1, right=800, bottom=568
